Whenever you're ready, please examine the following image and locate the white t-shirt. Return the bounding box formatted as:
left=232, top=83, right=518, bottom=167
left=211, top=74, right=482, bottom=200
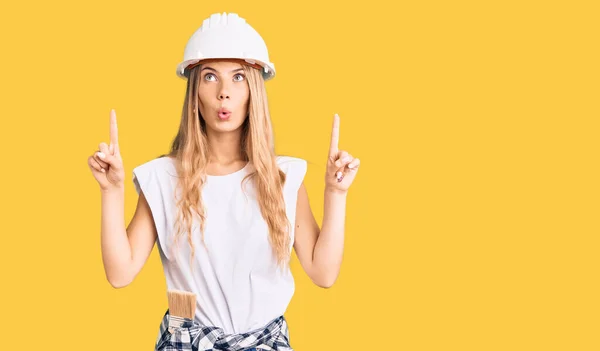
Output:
left=132, top=155, right=307, bottom=334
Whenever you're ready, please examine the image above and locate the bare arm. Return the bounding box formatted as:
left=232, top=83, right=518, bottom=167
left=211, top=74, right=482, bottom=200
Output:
left=101, top=188, right=157, bottom=288
left=293, top=182, right=347, bottom=288
left=89, top=109, right=157, bottom=289
left=293, top=113, right=361, bottom=288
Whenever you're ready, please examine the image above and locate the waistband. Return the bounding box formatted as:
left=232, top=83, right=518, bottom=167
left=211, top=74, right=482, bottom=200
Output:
left=155, top=309, right=293, bottom=351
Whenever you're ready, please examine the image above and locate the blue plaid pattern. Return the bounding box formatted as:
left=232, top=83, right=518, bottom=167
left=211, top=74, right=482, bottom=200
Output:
left=154, top=309, right=293, bottom=350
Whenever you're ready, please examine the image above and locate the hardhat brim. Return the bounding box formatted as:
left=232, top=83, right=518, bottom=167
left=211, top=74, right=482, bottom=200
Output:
left=176, top=58, right=276, bottom=81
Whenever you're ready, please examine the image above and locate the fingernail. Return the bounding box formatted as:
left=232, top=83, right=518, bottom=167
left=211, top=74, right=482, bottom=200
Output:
left=97, top=152, right=105, bottom=159
left=101, top=168, right=105, bottom=173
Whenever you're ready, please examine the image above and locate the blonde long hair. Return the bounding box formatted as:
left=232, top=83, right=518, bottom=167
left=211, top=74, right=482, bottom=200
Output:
left=159, top=62, right=291, bottom=272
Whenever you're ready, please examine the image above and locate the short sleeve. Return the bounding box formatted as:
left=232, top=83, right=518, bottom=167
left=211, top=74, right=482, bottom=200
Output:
left=276, top=156, right=308, bottom=249
left=277, top=156, right=308, bottom=194
left=132, top=158, right=174, bottom=259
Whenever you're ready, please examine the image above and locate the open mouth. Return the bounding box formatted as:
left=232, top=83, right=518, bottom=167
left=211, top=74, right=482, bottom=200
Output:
left=218, top=108, right=231, bottom=120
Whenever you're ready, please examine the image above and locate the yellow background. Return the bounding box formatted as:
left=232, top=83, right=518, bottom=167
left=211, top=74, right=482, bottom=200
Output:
left=1, top=0, right=598, bottom=350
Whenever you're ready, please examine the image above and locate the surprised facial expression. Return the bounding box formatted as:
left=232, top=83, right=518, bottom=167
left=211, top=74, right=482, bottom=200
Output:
left=197, top=60, right=251, bottom=133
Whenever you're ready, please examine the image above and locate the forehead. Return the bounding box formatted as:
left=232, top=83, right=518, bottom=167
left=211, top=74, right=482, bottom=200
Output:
left=200, top=59, right=244, bottom=72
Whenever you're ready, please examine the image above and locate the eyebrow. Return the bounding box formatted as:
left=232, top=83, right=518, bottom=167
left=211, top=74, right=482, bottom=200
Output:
left=201, top=67, right=245, bottom=74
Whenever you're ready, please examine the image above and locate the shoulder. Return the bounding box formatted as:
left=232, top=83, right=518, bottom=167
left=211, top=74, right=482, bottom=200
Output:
left=133, top=155, right=175, bottom=174
left=276, top=155, right=308, bottom=192
left=276, top=155, right=307, bottom=172
left=132, top=155, right=176, bottom=194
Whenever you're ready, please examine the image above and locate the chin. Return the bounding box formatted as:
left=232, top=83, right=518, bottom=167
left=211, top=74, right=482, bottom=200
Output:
left=210, top=119, right=244, bottom=132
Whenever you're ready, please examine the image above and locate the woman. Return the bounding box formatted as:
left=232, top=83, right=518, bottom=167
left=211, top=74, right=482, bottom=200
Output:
left=88, top=12, right=360, bottom=350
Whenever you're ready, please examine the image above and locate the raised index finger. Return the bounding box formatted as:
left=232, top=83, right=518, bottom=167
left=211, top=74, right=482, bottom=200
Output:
left=109, top=109, right=119, bottom=146
left=329, top=113, right=340, bottom=157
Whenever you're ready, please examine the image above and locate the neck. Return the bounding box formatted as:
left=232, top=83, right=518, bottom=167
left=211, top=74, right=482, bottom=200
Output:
left=205, top=129, right=245, bottom=164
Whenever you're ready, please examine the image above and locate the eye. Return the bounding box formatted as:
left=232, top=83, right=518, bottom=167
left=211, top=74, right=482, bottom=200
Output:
left=204, top=73, right=216, bottom=81
left=233, top=73, right=245, bottom=82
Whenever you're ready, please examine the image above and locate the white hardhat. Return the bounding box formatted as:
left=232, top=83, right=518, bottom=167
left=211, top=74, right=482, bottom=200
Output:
left=176, top=12, right=276, bottom=81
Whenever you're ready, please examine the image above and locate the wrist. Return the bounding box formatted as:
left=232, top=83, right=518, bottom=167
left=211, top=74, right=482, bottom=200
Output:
left=325, top=186, right=348, bottom=196
left=101, top=186, right=124, bottom=196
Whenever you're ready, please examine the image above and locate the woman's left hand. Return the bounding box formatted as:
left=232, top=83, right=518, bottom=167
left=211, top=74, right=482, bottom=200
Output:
left=325, top=114, right=360, bottom=194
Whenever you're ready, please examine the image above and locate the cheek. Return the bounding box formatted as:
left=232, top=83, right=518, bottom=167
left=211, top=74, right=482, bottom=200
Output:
left=237, top=86, right=250, bottom=106
left=197, top=84, right=211, bottom=98
left=197, top=87, right=212, bottom=108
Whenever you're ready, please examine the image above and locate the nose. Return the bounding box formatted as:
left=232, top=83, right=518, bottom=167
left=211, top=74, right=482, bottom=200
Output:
left=218, top=83, right=230, bottom=100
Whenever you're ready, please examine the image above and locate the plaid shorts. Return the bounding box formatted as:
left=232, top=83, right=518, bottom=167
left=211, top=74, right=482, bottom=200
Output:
left=154, top=309, right=293, bottom=350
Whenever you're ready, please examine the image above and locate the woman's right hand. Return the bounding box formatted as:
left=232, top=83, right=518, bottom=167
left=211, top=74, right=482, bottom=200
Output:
left=88, top=109, right=125, bottom=192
